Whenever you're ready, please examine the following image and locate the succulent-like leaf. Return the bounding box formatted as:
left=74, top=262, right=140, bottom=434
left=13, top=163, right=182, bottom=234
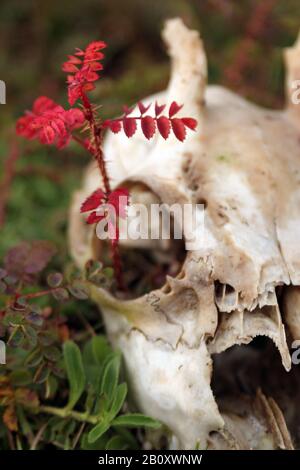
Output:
left=171, top=118, right=186, bottom=141
left=108, top=383, right=127, bottom=419
left=123, top=117, right=137, bottom=137
left=100, top=353, right=121, bottom=402
left=63, top=341, right=86, bottom=410
left=141, top=116, right=156, bottom=139
left=157, top=116, right=171, bottom=139
left=169, top=101, right=183, bottom=117
left=112, top=413, right=161, bottom=429
left=88, top=420, right=110, bottom=444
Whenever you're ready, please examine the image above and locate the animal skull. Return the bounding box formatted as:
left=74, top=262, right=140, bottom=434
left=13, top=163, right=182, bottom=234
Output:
left=69, top=19, right=300, bottom=449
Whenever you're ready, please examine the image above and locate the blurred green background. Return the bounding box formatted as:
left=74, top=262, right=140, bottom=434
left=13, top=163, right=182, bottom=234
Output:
left=0, top=0, right=300, bottom=260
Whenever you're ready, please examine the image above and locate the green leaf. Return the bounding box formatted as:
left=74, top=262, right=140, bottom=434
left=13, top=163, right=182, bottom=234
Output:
left=68, top=280, right=89, bottom=300
left=102, top=267, right=114, bottom=279
left=112, top=413, right=161, bottom=429
left=26, top=348, right=43, bottom=368
left=81, top=432, right=108, bottom=450
left=105, top=435, right=129, bottom=450
left=82, top=340, right=95, bottom=365
left=108, top=383, right=127, bottom=420
left=92, top=335, right=112, bottom=365
left=3, top=312, right=24, bottom=327
left=85, top=364, right=102, bottom=392
left=115, top=428, right=139, bottom=449
left=100, top=353, right=121, bottom=402
left=63, top=341, right=85, bottom=410
left=39, top=331, right=55, bottom=347
left=27, top=312, right=44, bottom=327
left=47, top=272, right=63, bottom=288
left=52, top=287, right=69, bottom=302
left=83, top=337, right=113, bottom=394
left=45, top=375, right=58, bottom=399
left=88, top=420, right=110, bottom=444
left=43, top=346, right=60, bottom=362
left=34, top=365, right=50, bottom=384
left=23, top=325, right=38, bottom=346
left=85, top=260, right=103, bottom=279
left=8, top=327, right=24, bottom=346
left=10, top=369, right=32, bottom=386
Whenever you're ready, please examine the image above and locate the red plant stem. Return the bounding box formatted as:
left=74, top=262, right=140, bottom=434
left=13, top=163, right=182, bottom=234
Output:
left=16, top=288, right=58, bottom=301
left=111, top=241, right=125, bottom=291
left=0, top=139, right=20, bottom=228
left=80, top=92, right=110, bottom=194
left=12, top=287, right=55, bottom=307
left=80, top=92, right=124, bottom=290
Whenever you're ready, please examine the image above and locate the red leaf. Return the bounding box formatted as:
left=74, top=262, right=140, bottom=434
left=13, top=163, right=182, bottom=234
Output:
left=88, top=62, right=103, bottom=71
left=75, top=48, right=85, bottom=56
left=67, top=55, right=82, bottom=64
left=155, top=102, right=166, bottom=117
left=181, top=117, right=197, bottom=130
left=33, top=96, right=57, bottom=114
left=123, top=118, right=137, bottom=138
left=23, top=242, right=56, bottom=274
left=141, top=116, right=156, bottom=139
left=85, top=40, right=107, bottom=52
left=63, top=41, right=106, bottom=104
left=17, top=96, right=84, bottom=148
left=157, top=116, right=171, bottom=139
left=171, top=118, right=186, bottom=141
left=104, top=120, right=121, bottom=134
left=108, top=188, right=129, bottom=218
left=82, top=82, right=95, bottom=92
left=138, top=102, right=151, bottom=115
left=4, top=241, right=56, bottom=279
left=123, top=105, right=134, bottom=116
left=40, top=126, right=56, bottom=145
left=80, top=189, right=105, bottom=213
left=86, top=211, right=105, bottom=224
left=62, top=63, right=79, bottom=73
left=169, top=101, right=183, bottom=117
left=84, top=69, right=99, bottom=82
left=64, top=108, right=85, bottom=129
left=108, top=187, right=129, bottom=202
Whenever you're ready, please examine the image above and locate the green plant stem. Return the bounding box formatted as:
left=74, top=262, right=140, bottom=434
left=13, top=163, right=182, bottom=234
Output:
left=38, top=405, right=101, bottom=425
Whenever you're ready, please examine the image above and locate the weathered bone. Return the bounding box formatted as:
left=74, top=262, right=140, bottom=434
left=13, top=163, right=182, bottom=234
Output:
left=209, top=390, right=293, bottom=450
left=69, top=19, right=300, bottom=449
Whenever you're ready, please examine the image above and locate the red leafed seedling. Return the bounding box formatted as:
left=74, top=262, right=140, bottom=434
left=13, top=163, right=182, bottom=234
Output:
left=16, top=40, right=197, bottom=290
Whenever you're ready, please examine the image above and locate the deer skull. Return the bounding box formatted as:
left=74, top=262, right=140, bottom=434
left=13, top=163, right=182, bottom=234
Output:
left=69, top=19, right=300, bottom=449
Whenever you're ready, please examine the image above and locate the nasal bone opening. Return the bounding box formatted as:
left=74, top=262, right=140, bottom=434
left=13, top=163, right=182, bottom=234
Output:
left=91, top=180, right=186, bottom=299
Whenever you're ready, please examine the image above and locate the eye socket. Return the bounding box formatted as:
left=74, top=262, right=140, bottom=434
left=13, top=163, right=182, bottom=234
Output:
left=91, top=181, right=186, bottom=299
